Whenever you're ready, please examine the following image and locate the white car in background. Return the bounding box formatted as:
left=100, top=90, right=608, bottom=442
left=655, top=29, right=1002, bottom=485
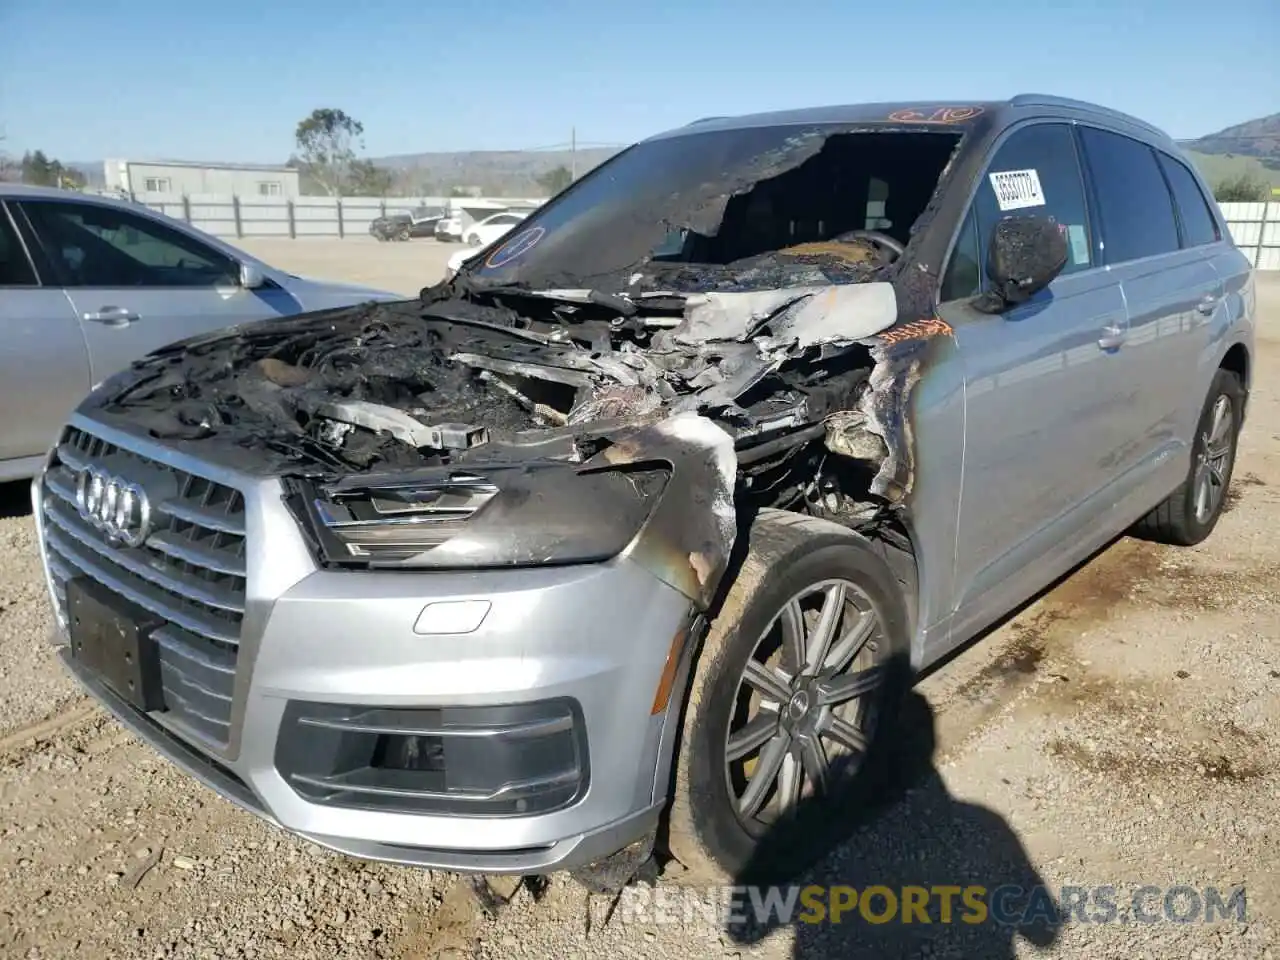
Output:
left=434, top=216, right=463, bottom=242
left=447, top=243, right=501, bottom=280
left=464, top=211, right=528, bottom=247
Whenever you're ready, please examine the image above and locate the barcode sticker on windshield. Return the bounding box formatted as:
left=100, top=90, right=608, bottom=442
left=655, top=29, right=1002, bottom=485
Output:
left=989, top=169, right=1045, bottom=210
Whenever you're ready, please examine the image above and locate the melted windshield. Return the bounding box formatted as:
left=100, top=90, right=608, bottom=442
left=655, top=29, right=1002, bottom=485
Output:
left=465, top=125, right=964, bottom=293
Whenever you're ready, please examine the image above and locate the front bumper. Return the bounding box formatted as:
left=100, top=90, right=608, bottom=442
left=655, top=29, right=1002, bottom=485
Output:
left=38, top=419, right=697, bottom=875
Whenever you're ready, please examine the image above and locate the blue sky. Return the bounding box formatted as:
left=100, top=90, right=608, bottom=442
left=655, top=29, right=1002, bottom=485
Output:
left=2, top=0, right=1276, bottom=163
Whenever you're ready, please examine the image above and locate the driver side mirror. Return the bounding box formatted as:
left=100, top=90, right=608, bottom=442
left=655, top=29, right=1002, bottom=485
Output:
left=238, top=262, right=266, bottom=289
left=976, top=215, right=1068, bottom=313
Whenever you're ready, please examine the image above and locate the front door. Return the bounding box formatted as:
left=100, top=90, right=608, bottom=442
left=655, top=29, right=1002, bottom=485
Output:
left=16, top=198, right=299, bottom=386
left=936, top=121, right=1135, bottom=636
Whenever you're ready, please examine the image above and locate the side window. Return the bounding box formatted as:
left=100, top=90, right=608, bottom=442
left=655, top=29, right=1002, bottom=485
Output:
left=20, top=201, right=238, bottom=288
left=941, top=208, right=981, bottom=301
left=1157, top=153, right=1221, bottom=248
left=1077, top=127, right=1180, bottom=263
left=973, top=123, right=1094, bottom=277
left=0, top=208, right=38, bottom=286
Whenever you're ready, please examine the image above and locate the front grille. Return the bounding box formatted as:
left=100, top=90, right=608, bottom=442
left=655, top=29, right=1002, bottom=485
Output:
left=41, top=425, right=247, bottom=746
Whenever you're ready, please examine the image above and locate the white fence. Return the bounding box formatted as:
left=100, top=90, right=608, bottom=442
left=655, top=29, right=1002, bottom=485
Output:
left=117, top=191, right=1280, bottom=270
left=123, top=194, right=544, bottom=240
left=1220, top=202, right=1280, bottom=271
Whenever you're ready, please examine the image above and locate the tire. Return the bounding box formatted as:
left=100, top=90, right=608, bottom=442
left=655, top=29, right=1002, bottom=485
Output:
left=663, top=509, right=912, bottom=885
left=1132, top=367, right=1243, bottom=546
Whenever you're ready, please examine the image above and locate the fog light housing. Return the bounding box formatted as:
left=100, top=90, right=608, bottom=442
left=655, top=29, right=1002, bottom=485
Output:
left=274, top=699, right=588, bottom=817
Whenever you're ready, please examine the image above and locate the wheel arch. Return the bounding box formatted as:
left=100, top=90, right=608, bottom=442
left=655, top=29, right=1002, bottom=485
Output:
left=1221, top=339, right=1250, bottom=392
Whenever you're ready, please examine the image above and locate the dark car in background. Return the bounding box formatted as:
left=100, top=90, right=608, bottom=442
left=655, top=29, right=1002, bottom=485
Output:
left=368, top=205, right=446, bottom=241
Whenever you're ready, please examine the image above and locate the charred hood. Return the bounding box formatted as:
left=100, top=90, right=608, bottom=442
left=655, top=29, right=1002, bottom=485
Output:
left=82, top=279, right=900, bottom=480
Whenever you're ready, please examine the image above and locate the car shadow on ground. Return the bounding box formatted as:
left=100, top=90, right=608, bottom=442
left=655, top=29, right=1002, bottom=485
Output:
left=722, top=690, right=1062, bottom=959
left=0, top=480, right=33, bottom=519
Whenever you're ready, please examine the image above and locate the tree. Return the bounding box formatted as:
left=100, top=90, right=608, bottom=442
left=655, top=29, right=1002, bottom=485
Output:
left=294, top=108, right=365, bottom=196
left=20, top=149, right=85, bottom=189
left=347, top=159, right=395, bottom=197
left=1213, top=173, right=1269, bottom=203
left=536, top=165, right=573, bottom=196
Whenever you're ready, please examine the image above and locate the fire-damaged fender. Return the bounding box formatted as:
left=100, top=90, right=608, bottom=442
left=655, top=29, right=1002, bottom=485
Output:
left=577, top=411, right=738, bottom=608
left=852, top=315, right=956, bottom=503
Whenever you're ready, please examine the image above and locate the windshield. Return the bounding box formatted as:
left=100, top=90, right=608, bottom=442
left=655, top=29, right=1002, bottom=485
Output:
left=465, top=124, right=964, bottom=293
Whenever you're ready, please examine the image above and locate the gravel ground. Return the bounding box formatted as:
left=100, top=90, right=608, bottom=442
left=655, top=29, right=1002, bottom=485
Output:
left=1, top=252, right=1277, bottom=960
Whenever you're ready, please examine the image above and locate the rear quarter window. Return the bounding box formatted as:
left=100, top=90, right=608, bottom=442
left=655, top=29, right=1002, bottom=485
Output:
left=1157, top=153, right=1221, bottom=248
left=1078, top=127, right=1180, bottom=264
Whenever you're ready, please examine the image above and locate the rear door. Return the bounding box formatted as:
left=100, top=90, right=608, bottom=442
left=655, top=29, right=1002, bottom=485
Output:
left=1075, top=127, right=1214, bottom=504
left=16, top=198, right=298, bottom=385
left=0, top=202, right=91, bottom=465
left=938, top=121, right=1131, bottom=624
left=1155, top=149, right=1242, bottom=425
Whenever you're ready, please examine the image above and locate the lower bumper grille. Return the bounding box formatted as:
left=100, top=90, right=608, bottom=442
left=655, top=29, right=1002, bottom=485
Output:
left=41, top=426, right=247, bottom=746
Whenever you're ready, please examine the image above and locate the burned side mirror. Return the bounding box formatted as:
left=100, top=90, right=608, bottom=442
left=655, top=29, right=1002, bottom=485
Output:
left=979, top=215, right=1069, bottom=312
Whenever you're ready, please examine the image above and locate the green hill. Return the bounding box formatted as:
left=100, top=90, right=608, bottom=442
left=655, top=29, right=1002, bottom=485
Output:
left=1185, top=150, right=1280, bottom=190
left=1182, top=112, right=1280, bottom=198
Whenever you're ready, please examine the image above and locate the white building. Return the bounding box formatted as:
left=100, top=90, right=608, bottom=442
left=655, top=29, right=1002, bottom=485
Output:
left=103, top=159, right=300, bottom=198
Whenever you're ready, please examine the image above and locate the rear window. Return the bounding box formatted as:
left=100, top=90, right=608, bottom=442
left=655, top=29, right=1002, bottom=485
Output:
left=1157, top=154, right=1221, bottom=248
left=1078, top=127, right=1180, bottom=264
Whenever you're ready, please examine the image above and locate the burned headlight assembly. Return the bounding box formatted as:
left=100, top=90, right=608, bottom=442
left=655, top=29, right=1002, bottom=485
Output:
left=290, top=463, right=670, bottom=569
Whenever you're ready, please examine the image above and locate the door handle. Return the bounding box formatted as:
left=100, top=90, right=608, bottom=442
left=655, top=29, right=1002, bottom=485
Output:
left=1195, top=295, right=1218, bottom=317
left=1097, top=324, right=1127, bottom=351
left=83, top=306, right=139, bottom=326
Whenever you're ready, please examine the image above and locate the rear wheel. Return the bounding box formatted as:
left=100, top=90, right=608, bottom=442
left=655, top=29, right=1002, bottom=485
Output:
left=664, top=510, right=911, bottom=884
left=1133, top=368, right=1243, bottom=545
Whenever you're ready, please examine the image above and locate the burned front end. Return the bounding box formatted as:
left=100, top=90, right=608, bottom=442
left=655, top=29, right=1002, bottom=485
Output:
left=33, top=115, right=965, bottom=874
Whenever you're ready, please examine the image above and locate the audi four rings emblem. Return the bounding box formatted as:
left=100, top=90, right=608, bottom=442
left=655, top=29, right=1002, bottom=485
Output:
left=74, top=467, right=152, bottom=547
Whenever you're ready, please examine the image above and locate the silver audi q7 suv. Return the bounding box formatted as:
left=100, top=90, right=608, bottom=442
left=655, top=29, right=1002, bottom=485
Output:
left=34, top=94, right=1254, bottom=888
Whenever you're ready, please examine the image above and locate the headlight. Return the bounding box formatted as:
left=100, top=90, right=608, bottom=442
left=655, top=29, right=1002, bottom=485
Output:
left=292, top=463, right=669, bottom=569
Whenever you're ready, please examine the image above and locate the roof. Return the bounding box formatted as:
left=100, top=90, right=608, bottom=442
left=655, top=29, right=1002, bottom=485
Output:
left=649, top=100, right=1002, bottom=140
left=111, top=159, right=298, bottom=173
left=0, top=183, right=106, bottom=200
left=649, top=94, right=1174, bottom=147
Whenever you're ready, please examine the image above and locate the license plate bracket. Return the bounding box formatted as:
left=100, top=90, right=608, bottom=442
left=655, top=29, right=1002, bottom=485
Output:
left=67, top=577, right=166, bottom=712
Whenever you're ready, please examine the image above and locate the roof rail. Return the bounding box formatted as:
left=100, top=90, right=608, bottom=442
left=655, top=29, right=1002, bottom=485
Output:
left=1009, top=93, right=1170, bottom=141
left=687, top=116, right=728, bottom=126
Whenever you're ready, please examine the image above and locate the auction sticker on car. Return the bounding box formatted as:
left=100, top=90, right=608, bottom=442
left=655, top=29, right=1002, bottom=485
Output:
left=989, top=169, right=1045, bottom=211
left=484, top=227, right=546, bottom=269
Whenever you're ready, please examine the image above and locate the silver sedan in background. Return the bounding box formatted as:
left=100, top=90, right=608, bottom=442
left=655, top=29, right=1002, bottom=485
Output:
left=0, top=185, right=399, bottom=481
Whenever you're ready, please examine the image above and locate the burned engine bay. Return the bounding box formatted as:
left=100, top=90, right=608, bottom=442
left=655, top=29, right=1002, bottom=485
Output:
left=81, top=123, right=969, bottom=605
left=83, top=275, right=940, bottom=604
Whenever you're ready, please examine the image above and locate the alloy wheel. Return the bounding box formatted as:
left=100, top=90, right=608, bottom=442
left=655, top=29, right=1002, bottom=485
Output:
left=1193, top=395, right=1234, bottom=524
left=724, top=578, right=885, bottom=832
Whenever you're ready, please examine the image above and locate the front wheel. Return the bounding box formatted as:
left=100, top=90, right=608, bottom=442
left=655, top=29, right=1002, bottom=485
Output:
left=1133, top=367, right=1243, bottom=545
left=664, top=510, right=912, bottom=884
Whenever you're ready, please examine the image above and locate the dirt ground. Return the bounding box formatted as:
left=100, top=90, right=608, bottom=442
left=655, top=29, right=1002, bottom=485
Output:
left=237, top=237, right=460, bottom=297
left=0, top=249, right=1277, bottom=960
